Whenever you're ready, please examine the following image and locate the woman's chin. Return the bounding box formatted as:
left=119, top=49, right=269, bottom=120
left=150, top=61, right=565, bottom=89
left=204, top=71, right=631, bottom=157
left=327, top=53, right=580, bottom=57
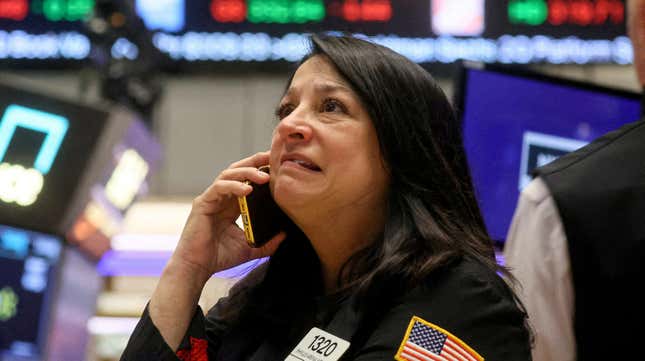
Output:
left=273, top=184, right=315, bottom=211
left=274, top=188, right=305, bottom=207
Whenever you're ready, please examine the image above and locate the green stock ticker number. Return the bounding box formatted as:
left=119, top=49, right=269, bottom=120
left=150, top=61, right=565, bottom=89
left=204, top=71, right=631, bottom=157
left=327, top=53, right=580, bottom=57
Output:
left=508, top=0, right=548, bottom=25
left=248, top=0, right=325, bottom=24
left=31, top=0, right=95, bottom=22
left=0, top=287, right=18, bottom=322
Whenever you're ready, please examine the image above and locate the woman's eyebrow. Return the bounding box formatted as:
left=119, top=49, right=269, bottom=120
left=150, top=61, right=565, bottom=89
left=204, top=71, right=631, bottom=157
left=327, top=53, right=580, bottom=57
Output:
left=283, top=81, right=354, bottom=99
left=313, top=82, right=353, bottom=95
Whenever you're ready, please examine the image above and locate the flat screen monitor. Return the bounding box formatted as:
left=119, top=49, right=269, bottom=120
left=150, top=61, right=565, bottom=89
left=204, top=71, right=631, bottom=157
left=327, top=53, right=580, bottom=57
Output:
left=0, top=224, right=63, bottom=359
left=0, top=81, right=110, bottom=236
left=456, top=63, right=642, bottom=243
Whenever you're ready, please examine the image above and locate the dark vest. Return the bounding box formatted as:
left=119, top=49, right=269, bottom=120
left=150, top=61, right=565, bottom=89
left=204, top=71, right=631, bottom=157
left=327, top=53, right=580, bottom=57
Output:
left=534, top=119, right=645, bottom=359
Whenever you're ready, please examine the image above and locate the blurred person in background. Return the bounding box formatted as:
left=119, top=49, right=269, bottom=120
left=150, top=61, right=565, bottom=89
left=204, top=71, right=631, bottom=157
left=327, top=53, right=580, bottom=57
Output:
left=121, top=34, right=531, bottom=361
left=504, top=0, right=645, bottom=360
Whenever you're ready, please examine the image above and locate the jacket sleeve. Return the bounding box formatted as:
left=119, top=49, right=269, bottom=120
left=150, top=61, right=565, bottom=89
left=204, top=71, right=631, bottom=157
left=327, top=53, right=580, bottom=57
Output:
left=350, top=259, right=532, bottom=361
left=120, top=302, right=227, bottom=361
left=119, top=266, right=267, bottom=361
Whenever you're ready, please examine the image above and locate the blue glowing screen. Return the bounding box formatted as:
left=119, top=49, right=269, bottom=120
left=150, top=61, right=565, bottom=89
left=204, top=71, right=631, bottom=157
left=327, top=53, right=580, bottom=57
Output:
left=460, top=66, right=642, bottom=242
left=0, top=104, right=69, bottom=174
left=0, top=224, right=62, bottom=358
left=0, top=83, right=108, bottom=234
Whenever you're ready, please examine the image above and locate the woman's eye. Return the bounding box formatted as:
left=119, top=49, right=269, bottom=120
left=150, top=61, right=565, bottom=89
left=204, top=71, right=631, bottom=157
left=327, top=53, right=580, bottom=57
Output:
left=322, top=99, right=345, bottom=113
left=276, top=104, right=293, bottom=119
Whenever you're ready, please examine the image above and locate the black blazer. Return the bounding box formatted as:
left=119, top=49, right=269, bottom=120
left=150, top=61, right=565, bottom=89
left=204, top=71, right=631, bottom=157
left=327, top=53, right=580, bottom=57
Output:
left=121, top=255, right=531, bottom=361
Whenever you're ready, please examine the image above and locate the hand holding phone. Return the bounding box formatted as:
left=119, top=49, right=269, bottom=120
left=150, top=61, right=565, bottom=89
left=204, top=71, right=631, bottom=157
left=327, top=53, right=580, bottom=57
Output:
left=238, top=166, right=289, bottom=248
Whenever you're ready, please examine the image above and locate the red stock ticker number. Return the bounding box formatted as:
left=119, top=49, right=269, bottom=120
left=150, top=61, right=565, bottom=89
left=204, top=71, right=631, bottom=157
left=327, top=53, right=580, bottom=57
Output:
left=548, top=0, right=624, bottom=26
left=328, top=0, right=392, bottom=22
left=211, top=0, right=246, bottom=23
left=0, top=0, right=28, bottom=21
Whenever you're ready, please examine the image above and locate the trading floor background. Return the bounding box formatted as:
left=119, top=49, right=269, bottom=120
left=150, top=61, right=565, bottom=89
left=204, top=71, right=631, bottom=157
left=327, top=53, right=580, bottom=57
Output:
left=0, top=1, right=641, bottom=360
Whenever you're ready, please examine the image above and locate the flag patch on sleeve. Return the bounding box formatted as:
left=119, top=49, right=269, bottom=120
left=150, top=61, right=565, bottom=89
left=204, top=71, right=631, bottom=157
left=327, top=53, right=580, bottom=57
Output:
left=394, top=316, right=483, bottom=361
left=176, top=337, right=208, bottom=361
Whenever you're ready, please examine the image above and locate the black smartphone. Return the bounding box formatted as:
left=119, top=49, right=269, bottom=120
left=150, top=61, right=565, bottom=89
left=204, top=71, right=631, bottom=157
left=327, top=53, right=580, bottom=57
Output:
left=237, top=166, right=288, bottom=248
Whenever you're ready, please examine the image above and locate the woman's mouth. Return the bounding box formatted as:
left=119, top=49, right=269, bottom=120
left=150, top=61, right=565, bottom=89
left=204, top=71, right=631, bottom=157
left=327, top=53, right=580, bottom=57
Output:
left=281, top=155, right=322, bottom=172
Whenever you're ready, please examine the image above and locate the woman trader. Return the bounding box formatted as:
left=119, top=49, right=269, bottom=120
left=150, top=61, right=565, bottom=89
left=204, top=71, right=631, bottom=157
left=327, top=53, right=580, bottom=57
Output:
left=121, top=35, right=531, bottom=360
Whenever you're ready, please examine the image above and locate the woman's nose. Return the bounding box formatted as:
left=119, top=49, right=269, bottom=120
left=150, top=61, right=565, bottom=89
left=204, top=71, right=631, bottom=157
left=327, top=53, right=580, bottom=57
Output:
left=276, top=111, right=313, bottom=143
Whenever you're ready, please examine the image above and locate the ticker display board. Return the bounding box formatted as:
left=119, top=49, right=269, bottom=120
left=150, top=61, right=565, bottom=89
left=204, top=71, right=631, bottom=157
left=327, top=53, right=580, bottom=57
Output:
left=0, top=0, right=634, bottom=64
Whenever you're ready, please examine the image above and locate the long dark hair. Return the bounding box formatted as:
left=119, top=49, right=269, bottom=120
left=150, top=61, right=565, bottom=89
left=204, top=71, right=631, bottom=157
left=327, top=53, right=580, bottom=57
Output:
left=304, top=35, right=500, bottom=292
left=221, top=34, right=518, bottom=345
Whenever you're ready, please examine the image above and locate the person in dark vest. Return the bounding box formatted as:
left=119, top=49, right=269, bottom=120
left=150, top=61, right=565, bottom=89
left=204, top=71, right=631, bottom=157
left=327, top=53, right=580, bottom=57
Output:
left=504, top=1, right=645, bottom=360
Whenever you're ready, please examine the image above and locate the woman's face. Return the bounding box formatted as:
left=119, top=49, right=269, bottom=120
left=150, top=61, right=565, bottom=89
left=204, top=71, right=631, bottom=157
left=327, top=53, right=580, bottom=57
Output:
left=269, top=55, right=389, bottom=220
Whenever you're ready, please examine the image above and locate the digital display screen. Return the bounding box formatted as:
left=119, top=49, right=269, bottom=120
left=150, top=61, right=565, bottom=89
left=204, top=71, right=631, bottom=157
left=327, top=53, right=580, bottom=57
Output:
left=0, top=82, right=109, bottom=235
left=64, top=114, right=163, bottom=259
left=0, top=0, right=633, bottom=65
left=458, top=64, right=641, bottom=242
left=94, top=118, right=162, bottom=214
left=0, top=224, right=62, bottom=358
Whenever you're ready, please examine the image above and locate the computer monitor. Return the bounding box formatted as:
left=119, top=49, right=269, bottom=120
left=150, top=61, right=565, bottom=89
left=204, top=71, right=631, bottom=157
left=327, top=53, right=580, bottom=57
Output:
left=0, top=80, right=110, bottom=236
left=0, top=224, right=63, bottom=359
left=0, top=78, right=161, bottom=259
left=455, top=63, right=642, bottom=244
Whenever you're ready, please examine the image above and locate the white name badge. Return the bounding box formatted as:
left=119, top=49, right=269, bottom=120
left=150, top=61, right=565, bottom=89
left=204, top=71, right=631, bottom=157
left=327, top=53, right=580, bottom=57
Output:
left=285, top=327, right=351, bottom=361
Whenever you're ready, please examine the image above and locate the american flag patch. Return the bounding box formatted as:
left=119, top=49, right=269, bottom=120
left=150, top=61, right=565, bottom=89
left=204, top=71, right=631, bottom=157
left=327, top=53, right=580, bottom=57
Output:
left=395, top=316, right=483, bottom=361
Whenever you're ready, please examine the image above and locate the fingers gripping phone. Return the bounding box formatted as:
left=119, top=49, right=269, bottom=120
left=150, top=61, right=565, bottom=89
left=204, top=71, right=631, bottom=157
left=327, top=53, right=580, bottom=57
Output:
left=237, top=166, right=288, bottom=248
